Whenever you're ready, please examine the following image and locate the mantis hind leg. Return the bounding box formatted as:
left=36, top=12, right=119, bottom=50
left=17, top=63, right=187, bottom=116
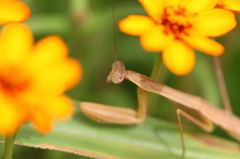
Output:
left=176, top=109, right=214, bottom=159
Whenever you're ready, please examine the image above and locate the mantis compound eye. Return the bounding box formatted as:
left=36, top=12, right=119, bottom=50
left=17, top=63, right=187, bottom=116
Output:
left=106, top=61, right=125, bottom=84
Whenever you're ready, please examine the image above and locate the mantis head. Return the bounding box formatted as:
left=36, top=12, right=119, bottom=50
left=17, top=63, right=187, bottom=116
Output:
left=106, top=61, right=125, bottom=84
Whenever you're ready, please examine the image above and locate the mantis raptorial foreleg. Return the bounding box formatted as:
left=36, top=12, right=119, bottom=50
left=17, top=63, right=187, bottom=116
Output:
left=80, top=87, right=147, bottom=124
left=80, top=61, right=147, bottom=124
left=80, top=61, right=240, bottom=159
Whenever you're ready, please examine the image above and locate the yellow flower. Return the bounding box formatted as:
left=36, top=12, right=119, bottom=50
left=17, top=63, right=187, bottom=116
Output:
left=0, top=0, right=31, bottom=25
left=217, top=0, right=240, bottom=13
left=118, top=0, right=236, bottom=75
left=0, top=24, right=82, bottom=136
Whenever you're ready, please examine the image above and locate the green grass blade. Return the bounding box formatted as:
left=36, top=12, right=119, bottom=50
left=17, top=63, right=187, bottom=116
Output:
left=0, top=101, right=240, bottom=159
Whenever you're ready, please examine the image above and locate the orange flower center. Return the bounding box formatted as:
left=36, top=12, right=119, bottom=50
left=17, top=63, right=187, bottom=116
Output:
left=0, top=66, right=31, bottom=97
left=161, top=5, right=196, bottom=36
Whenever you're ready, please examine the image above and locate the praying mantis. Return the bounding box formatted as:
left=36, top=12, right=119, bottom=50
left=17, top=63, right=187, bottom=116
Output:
left=79, top=1, right=240, bottom=158
left=80, top=60, right=240, bottom=159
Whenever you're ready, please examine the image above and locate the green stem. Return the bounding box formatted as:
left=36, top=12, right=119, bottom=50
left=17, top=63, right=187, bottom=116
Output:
left=211, top=38, right=232, bottom=112
left=1, top=133, right=17, bottom=159
left=147, top=52, right=163, bottom=106
left=212, top=56, right=232, bottom=113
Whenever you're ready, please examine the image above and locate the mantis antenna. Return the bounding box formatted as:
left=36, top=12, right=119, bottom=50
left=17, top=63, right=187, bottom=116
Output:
left=111, top=0, right=117, bottom=62
left=107, top=0, right=125, bottom=84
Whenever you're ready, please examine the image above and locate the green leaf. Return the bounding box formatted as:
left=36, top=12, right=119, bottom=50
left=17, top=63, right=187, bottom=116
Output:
left=0, top=101, right=240, bottom=159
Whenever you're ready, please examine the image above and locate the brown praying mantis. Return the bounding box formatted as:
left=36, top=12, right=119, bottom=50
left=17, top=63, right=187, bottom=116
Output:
left=79, top=1, right=240, bottom=158
left=80, top=60, right=240, bottom=159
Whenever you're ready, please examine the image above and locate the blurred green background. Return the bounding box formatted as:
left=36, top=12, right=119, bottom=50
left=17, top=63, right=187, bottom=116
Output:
left=1, top=0, right=240, bottom=158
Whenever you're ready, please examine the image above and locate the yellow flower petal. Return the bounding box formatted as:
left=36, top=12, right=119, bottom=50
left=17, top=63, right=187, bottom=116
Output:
left=217, top=0, right=240, bottom=13
left=0, top=23, right=82, bottom=136
left=30, top=35, right=68, bottom=67
left=0, top=97, right=22, bottom=136
left=0, top=0, right=30, bottom=25
left=138, top=0, right=164, bottom=23
left=31, top=109, right=53, bottom=134
left=181, top=30, right=224, bottom=55
left=164, top=0, right=181, bottom=6
left=193, top=9, right=236, bottom=37
left=60, top=59, right=82, bottom=89
left=0, top=35, right=5, bottom=65
left=1, top=24, right=33, bottom=63
left=43, top=96, right=74, bottom=120
left=27, top=35, right=82, bottom=94
left=30, top=96, right=73, bottom=133
left=118, top=15, right=155, bottom=36
left=140, top=25, right=174, bottom=52
left=185, top=0, right=218, bottom=13
left=31, top=58, right=82, bottom=95
left=163, top=40, right=195, bottom=75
